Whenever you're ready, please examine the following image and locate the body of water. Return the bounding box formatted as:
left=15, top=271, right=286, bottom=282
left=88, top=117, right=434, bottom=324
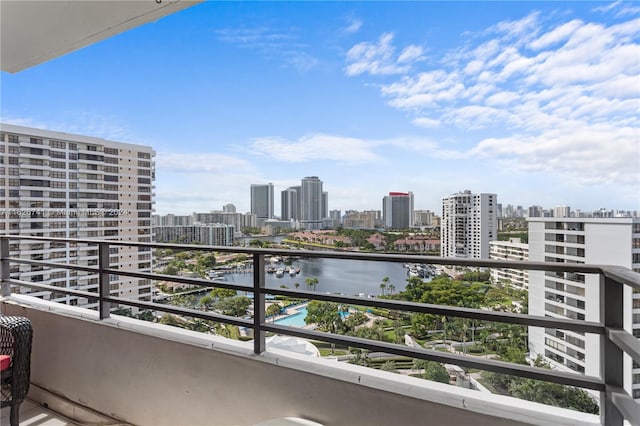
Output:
left=220, top=257, right=418, bottom=296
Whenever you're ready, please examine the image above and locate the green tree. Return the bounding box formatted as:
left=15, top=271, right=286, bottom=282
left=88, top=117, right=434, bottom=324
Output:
left=210, top=287, right=237, bottom=299
left=413, top=359, right=450, bottom=383
left=135, top=310, right=155, bottom=322
left=215, top=296, right=251, bottom=317
left=380, top=360, right=397, bottom=373
left=305, top=277, right=319, bottom=291
left=305, top=301, right=344, bottom=333
left=198, top=253, right=216, bottom=269
left=343, top=311, right=368, bottom=331
left=162, top=264, right=179, bottom=276
left=266, top=303, right=282, bottom=320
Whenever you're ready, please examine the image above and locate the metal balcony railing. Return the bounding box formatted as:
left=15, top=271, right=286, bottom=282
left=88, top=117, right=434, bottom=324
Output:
left=0, top=235, right=639, bottom=426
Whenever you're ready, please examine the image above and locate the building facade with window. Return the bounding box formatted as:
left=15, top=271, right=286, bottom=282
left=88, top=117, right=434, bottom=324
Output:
left=383, top=192, right=414, bottom=230
left=0, top=123, right=155, bottom=307
left=250, top=183, right=274, bottom=221
left=153, top=224, right=234, bottom=246
left=489, top=238, right=529, bottom=289
left=440, top=190, right=497, bottom=259
left=528, top=217, right=640, bottom=398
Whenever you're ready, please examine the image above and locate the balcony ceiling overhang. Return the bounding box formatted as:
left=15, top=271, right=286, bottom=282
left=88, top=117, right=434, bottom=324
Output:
left=0, top=0, right=202, bottom=73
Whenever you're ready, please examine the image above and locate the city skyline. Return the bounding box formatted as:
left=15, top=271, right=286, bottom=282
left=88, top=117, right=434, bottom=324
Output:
left=2, top=2, right=638, bottom=214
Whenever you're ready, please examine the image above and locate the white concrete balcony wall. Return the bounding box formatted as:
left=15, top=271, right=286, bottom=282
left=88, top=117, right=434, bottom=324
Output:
left=1, top=297, right=598, bottom=426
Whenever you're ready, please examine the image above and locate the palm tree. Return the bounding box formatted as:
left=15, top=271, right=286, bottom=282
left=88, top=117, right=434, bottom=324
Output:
left=380, top=276, right=390, bottom=296
left=388, top=284, right=395, bottom=295
left=294, top=282, right=300, bottom=290
left=305, top=277, right=319, bottom=291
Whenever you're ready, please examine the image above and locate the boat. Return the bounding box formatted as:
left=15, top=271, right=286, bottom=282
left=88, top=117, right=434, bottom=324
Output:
left=267, top=266, right=276, bottom=274
left=208, top=271, right=225, bottom=280
left=275, top=268, right=284, bottom=278
left=289, top=267, right=296, bottom=276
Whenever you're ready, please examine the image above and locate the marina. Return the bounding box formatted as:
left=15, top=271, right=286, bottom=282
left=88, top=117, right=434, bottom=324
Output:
left=209, top=257, right=434, bottom=296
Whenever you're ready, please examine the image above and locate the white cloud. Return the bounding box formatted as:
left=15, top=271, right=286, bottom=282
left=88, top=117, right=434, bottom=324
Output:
left=397, top=45, right=424, bottom=64
left=469, top=124, right=639, bottom=185
left=156, top=152, right=255, bottom=173
left=344, top=17, right=363, bottom=34
left=250, top=134, right=382, bottom=164
left=345, top=33, right=424, bottom=76
left=216, top=26, right=318, bottom=72
left=412, top=117, right=440, bottom=128
left=346, top=11, right=639, bottom=189
left=529, top=19, right=583, bottom=50
left=1, top=113, right=137, bottom=143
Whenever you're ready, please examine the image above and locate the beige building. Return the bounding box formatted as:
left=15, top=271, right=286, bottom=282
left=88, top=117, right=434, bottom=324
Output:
left=0, top=123, right=155, bottom=307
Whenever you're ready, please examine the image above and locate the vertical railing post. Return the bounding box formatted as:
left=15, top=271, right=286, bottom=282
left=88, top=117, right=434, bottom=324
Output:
left=98, top=242, right=110, bottom=320
left=0, top=237, right=10, bottom=297
left=253, top=252, right=265, bottom=354
left=601, top=273, right=624, bottom=426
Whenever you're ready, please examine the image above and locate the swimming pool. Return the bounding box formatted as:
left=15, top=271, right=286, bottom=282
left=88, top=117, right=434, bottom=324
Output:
left=274, top=305, right=349, bottom=328
left=274, top=307, right=309, bottom=327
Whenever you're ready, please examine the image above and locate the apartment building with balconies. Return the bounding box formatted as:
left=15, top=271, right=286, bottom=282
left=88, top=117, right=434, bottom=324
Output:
left=489, top=238, right=529, bottom=289
left=528, top=217, right=640, bottom=398
left=0, top=123, right=155, bottom=307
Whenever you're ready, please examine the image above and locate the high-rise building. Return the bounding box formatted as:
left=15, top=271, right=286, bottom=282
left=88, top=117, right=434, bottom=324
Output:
left=250, top=183, right=274, bottom=220
left=153, top=224, right=234, bottom=245
left=322, top=191, right=329, bottom=220
left=553, top=205, right=571, bottom=218
left=343, top=210, right=381, bottom=229
left=440, top=190, right=497, bottom=259
left=528, top=217, right=640, bottom=398
left=383, top=192, right=414, bottom=229
left=0, top=123, right=155, bottom=307
left=281, top=186, right=300, bottom=221
left=193, top=211, right=244, bottom=235
left=414, top=210, right=437, bottom=227
left=528, top=205, right=543, bottom=218
left=489, top=238, right=529, bottom=289
left=223, top=203, right=236, bottom=213
left=300, top=176, right=324, bottom=230
left=152, top=214, right=193, bottom=227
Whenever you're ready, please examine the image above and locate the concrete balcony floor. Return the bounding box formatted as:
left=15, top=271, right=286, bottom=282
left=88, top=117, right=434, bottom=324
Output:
left=1, top=385, right=128, bottom=426
left=1, top=399, right=77, bottom=426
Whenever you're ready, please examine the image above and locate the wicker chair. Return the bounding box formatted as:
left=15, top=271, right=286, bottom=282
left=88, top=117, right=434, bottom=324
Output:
left=0, top=316, right=33, bottom=426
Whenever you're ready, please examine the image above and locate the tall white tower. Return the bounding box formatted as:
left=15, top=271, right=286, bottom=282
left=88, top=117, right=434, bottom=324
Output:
left=440, top=190, right=497, bottom=259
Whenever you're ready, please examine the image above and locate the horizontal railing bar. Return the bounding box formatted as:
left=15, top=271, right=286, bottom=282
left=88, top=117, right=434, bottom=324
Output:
left=3, top=257, right=253, bottom=293
left=100, top=269, right=251, bottom=294
left=6, top=257, right=99, bottom=274
left=610, top=387, right=640, bottom=426
left=261, top=323, right=605, bottom=391
left=262, top=287, right=604, bottom=334
left=104, top=296, right=253, bottom=328
left=0, top=235, right=607, bottom=274
left=603, top=266, right=640, bottom=292
left=6, top=279, right=99, bottom=299
left=608, top=328, right=640, bottom=365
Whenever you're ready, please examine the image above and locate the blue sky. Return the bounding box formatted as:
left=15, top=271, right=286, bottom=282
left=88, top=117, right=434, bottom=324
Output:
left=2, top=1, right=639, bottom=215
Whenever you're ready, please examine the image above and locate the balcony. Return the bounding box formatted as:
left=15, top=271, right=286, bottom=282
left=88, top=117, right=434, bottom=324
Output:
left=1, top=235, right=639, bottom=426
